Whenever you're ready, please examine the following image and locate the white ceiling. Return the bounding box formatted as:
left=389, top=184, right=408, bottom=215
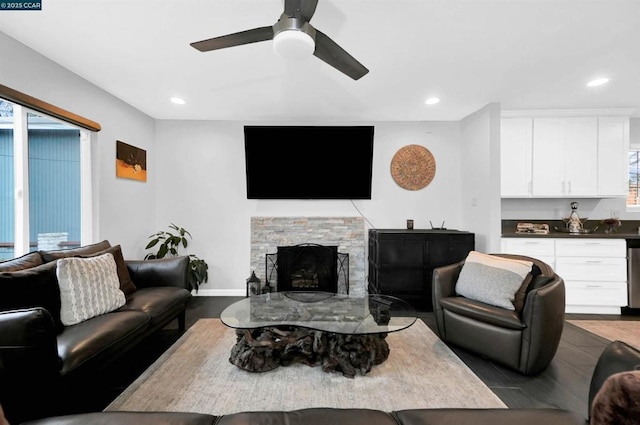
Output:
left=1, top=0, right=639, bottom=121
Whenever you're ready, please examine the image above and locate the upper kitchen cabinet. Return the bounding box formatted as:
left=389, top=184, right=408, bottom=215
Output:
left=501, top=112, right=630, bottom=198
left=532, top=117, right=598, bottom=197
left=501, top=118, right=533, bottom=197
left=597, top=116, right=629, bottom=197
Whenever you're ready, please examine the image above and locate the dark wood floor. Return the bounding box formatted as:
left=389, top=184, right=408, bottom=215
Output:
left=89, top=296, right=640, bottom=421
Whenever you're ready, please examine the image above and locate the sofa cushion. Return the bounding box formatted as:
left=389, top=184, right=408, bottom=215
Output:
left=56, top=254, right=126, bottom=326
left=455, top=251, right=533, bottom=312
left=0, top=251, right=44, bottom=272
left=20, top=411, right=218, bottom=425
left=217, top=408, right=399, bottom=425
left=39, top=240, right=111, bottom=263
left=439, top=296, right=525, bottom=330
left=0, top=261, right=64, bottom=332
left=118, top=286, right=191, bottom=328
left=56, top=310, right=150, bottom=375
left=82, top=245, right=137, bottom=295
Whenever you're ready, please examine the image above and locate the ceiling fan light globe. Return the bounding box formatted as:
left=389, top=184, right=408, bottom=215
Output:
left=273, top=30, right=315, bottom=60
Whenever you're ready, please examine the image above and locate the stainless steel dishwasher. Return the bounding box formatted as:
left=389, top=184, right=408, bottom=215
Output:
left=626, top=239, right=640, bottom=307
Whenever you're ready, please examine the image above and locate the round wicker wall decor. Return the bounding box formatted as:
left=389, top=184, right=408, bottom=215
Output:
left=390, top=144, right=436, bottom=190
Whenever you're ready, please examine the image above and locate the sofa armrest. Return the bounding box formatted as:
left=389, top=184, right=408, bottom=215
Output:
left=518, top=275, right=566, bottom=375
left=126, top=256, right=190, bottom=290
left=588, top=340, right=640, bottom=420
left=0, top=308, right=62, bottom=422
left=0, top=307, right=61, bottom=378
left=432, top=261, right=464, bottom=302
left=431, top=261, right=464, bottom=337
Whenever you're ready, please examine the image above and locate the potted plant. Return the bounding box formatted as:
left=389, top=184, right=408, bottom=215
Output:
left=144, top=223, right=209, bottom=292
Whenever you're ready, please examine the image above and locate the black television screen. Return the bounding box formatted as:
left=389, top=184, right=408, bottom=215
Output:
left=244, top=125, right=374, bottom=199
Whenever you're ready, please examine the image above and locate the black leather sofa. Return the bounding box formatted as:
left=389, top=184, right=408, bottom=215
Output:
left=0, top=241, right=192, bottom=423
left=15, top=340, right=640, bottom=425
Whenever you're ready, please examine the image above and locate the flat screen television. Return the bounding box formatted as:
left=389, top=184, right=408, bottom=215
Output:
left=244, top=125, right=374, bottom=199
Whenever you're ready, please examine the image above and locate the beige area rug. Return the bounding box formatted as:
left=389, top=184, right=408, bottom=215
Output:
left=106, top=319, right=506, bottom=415
left=568, top=320, right=640, bottom=350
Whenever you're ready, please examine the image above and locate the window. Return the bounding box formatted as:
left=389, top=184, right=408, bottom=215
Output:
left=0, top=101, right=14, bottom=259
left=0, top=98, right=93, bottom=260
left=629, top=150, right=640, bottom=207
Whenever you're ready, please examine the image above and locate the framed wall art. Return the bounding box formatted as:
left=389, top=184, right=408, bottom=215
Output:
left=116, top=140, right=147, bottom=182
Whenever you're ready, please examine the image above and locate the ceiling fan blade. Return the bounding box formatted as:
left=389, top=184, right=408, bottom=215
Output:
left=190, top=26, right=274, bottom=52
left=313, top=30, right=369, bottom=80
left=284, top=0, right=318, bottom=21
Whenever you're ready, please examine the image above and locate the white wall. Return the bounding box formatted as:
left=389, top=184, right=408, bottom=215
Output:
left=154, top=120, right=468, bottom=294
left=0, top=32, right=157, bottom=256
left=460, top=103, right=502, bottom=252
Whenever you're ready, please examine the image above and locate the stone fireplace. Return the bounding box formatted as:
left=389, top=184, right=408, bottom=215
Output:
left=250, top=217, right=366, bottom=296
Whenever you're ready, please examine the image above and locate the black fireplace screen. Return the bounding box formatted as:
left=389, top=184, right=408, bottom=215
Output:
left=265, top=243, right=349, bottom=294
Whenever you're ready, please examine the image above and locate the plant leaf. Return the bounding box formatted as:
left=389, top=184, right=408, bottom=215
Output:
left=169, top=236, right=181, bottom=247
left=145, top=239, right=160, bottom=249
left=158, top=244, right=168, bottom=258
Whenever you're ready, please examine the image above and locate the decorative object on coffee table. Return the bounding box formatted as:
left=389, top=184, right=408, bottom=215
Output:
left=144, top=223, right=208, bottom=292
left=390, top=144, right=436, bottom=190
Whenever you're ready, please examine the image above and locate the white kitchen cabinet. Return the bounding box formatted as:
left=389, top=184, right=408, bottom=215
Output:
left=500, top=237, right=628, bottom=314
left=597, top=116, right=629, bottom=197
left=500, top=238, right=555, bottom=268
left=564, top=282, right=628, bottom=312
left=554, top=238, right=626, bottom=258
left=532, top=117, right=598, bottom=197
left=501, top=118, right=533, bottom=197
left=500, top=114, right=629, bottom=198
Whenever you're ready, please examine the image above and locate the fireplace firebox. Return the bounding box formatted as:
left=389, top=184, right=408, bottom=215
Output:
left=265, top=243, right=349, bottom=293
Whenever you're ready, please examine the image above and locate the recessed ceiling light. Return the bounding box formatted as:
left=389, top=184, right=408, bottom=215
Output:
left=425, top=97, right=440, bottom=105
left=170, top=97, right=186, bottom=105
left=587, top=78, right=609, bottom=87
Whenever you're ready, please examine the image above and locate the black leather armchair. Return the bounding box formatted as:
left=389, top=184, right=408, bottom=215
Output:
left=432, top=254, right=565, bottom=375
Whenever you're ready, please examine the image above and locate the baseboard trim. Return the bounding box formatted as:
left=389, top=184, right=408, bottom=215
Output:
left=565, top=305, right=622, bottom=315
left=193, top=288, right=244, bottom=297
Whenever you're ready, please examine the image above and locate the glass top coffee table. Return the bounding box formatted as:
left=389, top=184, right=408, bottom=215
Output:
left=220, top=291, right=417, bottom=377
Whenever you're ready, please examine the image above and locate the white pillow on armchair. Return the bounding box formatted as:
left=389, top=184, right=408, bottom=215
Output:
left=455, top=251, right=533, bottom=311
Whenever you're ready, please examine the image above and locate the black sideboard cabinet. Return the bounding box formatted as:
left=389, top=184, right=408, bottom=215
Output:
left=368, top=229, right=475, bottom=311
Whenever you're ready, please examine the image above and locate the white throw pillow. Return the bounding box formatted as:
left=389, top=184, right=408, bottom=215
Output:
left=455, top=251, right=533, bottom=310
left=56, top=253, right=126, bottom=326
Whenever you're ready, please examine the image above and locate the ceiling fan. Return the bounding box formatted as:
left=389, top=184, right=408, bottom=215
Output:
left=190, top=0, right=369, bottom=80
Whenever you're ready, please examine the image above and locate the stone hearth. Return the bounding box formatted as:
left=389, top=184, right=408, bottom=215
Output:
left=250, top=217, right=366, bottom=296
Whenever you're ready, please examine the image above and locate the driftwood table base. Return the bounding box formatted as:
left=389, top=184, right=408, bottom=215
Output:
left=229, top=326, right=390, bottom=378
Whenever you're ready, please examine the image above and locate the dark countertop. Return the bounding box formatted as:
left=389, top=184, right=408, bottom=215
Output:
left=502, top=219, right=640, bottom=239
left=502, top=231, right=640, bottom=239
